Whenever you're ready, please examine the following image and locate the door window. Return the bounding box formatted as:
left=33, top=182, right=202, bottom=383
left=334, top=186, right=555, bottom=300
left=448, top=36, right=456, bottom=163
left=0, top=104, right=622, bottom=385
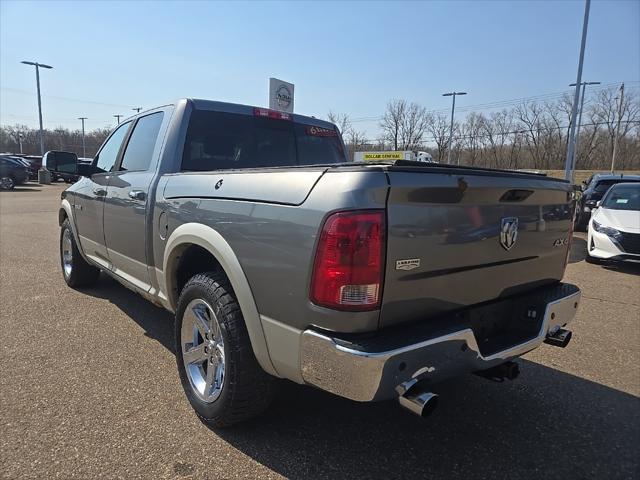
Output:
left=119, top=112, right=164, bottom=172
left=94, top=122, right=131, bottom=173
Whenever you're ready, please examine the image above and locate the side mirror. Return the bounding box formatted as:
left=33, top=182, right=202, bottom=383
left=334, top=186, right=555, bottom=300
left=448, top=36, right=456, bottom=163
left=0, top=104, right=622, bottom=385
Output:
left=595, top=201, right=602, bottom=208
left=76, top=163, right=99, bottom=177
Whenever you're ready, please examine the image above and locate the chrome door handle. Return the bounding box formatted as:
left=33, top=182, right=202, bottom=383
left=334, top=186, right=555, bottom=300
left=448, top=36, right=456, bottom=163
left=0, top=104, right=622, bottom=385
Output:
left=128, top=190, right=146, bottom=201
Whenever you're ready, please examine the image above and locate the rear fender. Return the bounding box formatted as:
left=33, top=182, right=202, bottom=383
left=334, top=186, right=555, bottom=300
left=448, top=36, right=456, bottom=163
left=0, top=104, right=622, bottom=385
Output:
left=163, top=222, right=278, bottom=377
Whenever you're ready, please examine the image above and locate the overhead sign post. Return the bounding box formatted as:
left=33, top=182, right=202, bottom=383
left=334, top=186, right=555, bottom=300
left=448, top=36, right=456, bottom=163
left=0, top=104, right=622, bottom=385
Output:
left=269, top=78, right=294, bottom=113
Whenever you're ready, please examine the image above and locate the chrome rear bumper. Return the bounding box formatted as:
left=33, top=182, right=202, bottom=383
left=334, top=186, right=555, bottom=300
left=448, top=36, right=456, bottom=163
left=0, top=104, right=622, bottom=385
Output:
left=300, top=284, right=580, bottom=402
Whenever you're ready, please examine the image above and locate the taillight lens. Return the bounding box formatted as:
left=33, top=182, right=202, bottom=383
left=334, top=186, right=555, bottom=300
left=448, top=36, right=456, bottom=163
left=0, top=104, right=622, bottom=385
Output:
left=310, top=210, right=385, bottom=311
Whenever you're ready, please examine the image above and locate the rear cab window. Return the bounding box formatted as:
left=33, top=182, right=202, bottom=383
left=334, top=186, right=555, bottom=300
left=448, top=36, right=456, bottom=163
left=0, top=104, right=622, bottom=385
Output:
left=181, top=110, right=346, bottom=171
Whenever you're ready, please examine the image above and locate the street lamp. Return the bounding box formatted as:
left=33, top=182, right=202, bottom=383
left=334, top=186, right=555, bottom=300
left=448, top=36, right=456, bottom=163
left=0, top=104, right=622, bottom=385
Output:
left=569, top=81, right=600, bottom=171
left=564, top=0, right=592, bottom=182
left=21, top=60, right=53, bottom=156
left=443, top=91, right=467, bottom=164
left=132, top=107, right=142, bottom=113
left=78, top=117, right=88, bottom=158
left=114, top=114, right=123, bottom=124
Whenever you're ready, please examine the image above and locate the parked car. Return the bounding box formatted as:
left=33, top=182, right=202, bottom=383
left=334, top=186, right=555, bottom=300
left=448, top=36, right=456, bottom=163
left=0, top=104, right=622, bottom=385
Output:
left=59, top=99, right=580, bottom=426
left=19, top=155, right=43, bottom=180
left=43, top=150, right=80, bottom=183
left=0, top=155, right=29, bottom=189
left=575, top=173, right=640, bottom=230
left=587, top=182, right=640, bottom=263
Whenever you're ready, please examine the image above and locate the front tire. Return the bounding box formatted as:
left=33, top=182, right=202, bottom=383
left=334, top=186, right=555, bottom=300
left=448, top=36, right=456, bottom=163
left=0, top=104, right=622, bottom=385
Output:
left=175, top=272, right=276, bottom=427
left=60, top=219, right=100, bottom=287
left=0, top=175, right=15, bottom=190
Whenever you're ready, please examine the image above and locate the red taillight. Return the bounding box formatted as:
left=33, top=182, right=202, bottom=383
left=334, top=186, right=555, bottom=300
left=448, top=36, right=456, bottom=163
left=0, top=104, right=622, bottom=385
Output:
left=310, top=210, right=385, bottom=311
left=253, top=107, right=291, bottom=121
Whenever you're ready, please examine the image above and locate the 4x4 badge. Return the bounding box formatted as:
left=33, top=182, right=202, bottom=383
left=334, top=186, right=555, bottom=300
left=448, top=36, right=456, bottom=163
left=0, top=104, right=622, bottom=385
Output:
left=500, top=217, right=519, bottom=250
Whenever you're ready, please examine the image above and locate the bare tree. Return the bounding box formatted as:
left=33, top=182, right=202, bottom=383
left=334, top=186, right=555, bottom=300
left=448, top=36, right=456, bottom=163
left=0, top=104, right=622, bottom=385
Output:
left=399, top=102, right=429, bottom=150
left=327, top=111, right=353, bottom=138
left=379, top=99, right=406, bottom=150
left=426, top=113, right=450, bottom=161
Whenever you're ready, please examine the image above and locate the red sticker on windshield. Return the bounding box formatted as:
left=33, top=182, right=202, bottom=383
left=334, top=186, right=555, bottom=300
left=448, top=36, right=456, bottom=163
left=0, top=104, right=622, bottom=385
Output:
left=306, top=126, right=338, bottom=137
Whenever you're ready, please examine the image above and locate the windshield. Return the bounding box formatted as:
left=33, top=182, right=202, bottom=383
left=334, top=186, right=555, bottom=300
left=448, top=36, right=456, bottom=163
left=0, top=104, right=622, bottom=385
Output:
left=593, top=179, right=622, bottom=193
left=182, top=110, right=346, bottom=171
left=601, top=184, right=640, bottom=211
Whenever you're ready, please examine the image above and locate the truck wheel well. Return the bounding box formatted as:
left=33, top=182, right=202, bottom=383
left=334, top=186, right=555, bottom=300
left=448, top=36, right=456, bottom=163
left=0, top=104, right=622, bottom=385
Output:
left=174, top=244, right=224, bottom=299
left=59, top=209, right=68, bottom=226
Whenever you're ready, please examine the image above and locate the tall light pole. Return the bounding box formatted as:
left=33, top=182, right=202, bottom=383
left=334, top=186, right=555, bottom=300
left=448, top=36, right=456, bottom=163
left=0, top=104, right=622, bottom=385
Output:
left=132, top=107, right=142, bottom=113
left=18, top=132, right=24, bottom=154
left=78, top=117, right=88, bottom=158
left=443, top=91, right=467, bottom=164
left=564, top=0, right=591, bottom=182
left=611, top=83, right=625, bottom=173
left=114, top=114, right=123, bottom=124
left=21, top=60, right=53, bottom=156
left=569, top=80, right=600, bottom=171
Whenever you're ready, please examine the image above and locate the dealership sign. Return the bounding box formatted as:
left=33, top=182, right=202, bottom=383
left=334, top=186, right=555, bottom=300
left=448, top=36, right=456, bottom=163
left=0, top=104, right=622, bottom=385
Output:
left=269, top=78, right=294, bottom=113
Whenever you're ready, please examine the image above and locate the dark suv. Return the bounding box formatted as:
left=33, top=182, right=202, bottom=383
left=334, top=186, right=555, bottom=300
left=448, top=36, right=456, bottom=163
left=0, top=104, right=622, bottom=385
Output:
left=42, top=150, right=79, bottom=183
left=576, top=173, right=640, bottom=230
left=0, top=155, right=29, bottom=190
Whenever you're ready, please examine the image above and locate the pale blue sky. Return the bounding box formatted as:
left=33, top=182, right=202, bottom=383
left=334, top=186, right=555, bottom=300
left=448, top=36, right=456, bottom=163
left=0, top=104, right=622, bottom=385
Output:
left=1, top=0, right=638, bottom=137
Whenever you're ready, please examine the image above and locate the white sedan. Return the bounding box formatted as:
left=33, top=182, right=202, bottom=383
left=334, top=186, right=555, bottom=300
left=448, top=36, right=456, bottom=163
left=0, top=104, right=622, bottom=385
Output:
left=587, top=182, right=640, bottom=263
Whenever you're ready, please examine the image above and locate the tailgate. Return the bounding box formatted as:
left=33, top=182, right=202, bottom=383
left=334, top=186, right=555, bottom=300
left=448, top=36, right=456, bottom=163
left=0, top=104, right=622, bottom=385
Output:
left=381, top=169, right=573, bottom=328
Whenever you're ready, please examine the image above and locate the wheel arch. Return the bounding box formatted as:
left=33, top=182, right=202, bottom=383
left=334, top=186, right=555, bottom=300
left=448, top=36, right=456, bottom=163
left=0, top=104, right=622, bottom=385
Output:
left=163, top=222, right=278, bottom=377
left=59, top=199, right=88, bottom=258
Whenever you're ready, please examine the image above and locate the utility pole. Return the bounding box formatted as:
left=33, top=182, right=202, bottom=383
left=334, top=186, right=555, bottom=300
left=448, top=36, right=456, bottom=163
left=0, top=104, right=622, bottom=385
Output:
left=564, top=0, right=591, bottom=183
left=610, top=83, right=625, bottom=173
left=18, top=132, right=24, bottom=154
left=132, top=107, right=142, bottom=113
left=569, top=80, right=600, bottom=171
left=114, top=114, right=123, bottom=124
left=78, top=117, right=88, bottom=158
left=21, top=60, right=53, bottom=156
left=443, top=91, right=467, bottom=164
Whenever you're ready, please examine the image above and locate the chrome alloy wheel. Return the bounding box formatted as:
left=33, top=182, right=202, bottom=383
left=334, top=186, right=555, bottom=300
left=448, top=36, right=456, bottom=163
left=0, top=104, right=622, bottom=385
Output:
left=61, top=228, right=73, bottom=278
left=181, top=299, right=226, bottom=403
left=0, top=176, right=14, bottom=190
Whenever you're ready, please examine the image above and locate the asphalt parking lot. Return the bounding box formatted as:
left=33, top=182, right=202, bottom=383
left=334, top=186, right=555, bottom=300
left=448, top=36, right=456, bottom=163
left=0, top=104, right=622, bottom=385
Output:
left=1, top=182, right=639, bottom=480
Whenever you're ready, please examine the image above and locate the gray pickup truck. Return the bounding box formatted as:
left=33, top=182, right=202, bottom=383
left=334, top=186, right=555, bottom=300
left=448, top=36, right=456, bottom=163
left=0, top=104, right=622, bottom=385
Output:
left=59, top=99, right=581, bottom=426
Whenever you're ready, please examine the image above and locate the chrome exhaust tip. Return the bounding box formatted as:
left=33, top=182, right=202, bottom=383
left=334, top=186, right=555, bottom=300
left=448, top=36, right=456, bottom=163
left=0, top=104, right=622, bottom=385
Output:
left=544, top=328, right=572, bottom=348
left=397, top=378, right=438, bottom=418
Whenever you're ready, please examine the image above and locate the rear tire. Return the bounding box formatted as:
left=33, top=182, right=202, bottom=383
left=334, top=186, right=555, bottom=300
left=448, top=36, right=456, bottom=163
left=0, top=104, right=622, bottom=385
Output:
left=175, top=272, right=276, bottom=427
left=60, top=219, right=100, bottom=287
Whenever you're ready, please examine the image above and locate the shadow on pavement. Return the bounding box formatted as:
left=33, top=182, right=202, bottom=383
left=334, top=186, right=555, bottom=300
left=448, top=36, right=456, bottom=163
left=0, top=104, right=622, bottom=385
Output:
left=2, top=185, right=42, bottom=192
left=80, top=274, right=175, bottom=353
left=601, top=261, right=640, bottom=276
left=568, top=235, right=587, bottom=263
left=80, top=273, right=640, bottom=479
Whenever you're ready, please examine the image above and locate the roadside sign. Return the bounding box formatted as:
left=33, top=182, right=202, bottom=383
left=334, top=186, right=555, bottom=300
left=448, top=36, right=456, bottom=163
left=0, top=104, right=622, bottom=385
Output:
left=269, top=78, right=294, bottom=113
left=361, top=151, right=407, bottom=161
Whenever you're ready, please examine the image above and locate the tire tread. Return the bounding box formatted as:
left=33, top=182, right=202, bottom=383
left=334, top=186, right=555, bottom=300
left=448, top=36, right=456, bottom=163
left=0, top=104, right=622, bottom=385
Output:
left=176, top=272, right=276, bottom=427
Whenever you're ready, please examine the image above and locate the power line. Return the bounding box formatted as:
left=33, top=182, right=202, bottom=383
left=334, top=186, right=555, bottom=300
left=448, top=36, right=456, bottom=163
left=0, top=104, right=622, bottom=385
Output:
left=356, top=120, right=640, bottom=145
left=0, top=86, right=137, bottom=109
left=350, top=81, right=640, bottom=124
